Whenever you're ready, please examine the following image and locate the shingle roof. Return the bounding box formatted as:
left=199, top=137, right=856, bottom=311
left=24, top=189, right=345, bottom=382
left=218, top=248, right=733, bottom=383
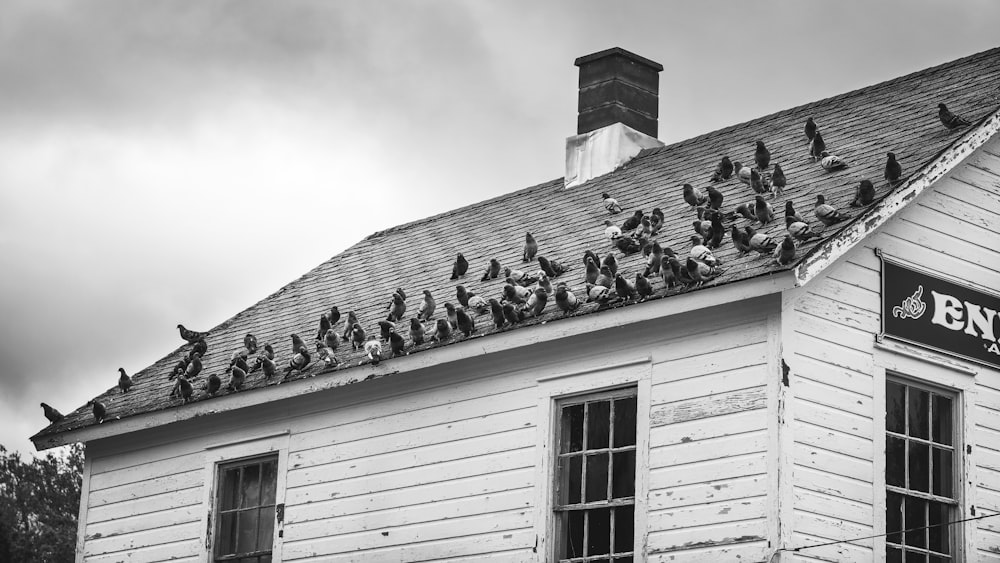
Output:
left=33, top=46, right=1000, bottom=443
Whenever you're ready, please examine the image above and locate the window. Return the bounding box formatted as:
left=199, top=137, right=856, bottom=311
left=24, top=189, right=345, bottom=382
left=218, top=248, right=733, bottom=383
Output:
left=214, top=455, right=279, bottom=563
left=885, top=379, right=958, bottom=562
left=554, top=388, right=637, bottom=562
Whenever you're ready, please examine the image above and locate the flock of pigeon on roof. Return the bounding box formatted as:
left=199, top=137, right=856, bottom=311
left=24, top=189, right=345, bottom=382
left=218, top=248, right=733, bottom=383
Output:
left=39, top=103, right=974, bottom=427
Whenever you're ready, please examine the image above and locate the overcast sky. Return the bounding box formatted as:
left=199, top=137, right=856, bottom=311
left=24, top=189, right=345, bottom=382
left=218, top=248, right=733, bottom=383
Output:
left=2, top=0, right=998, bottom=457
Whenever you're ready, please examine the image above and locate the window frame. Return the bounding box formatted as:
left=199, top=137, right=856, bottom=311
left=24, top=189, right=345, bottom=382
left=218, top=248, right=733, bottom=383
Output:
left=532, top=358, right=652, bottom=562
left=213, top=454, right=280, bottom=562
left=200, top=432, right=289, bottom=563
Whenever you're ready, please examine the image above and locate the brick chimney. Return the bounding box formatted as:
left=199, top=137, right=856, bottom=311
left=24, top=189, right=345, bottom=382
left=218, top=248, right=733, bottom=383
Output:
left=565, top=47, right=665, bottom=188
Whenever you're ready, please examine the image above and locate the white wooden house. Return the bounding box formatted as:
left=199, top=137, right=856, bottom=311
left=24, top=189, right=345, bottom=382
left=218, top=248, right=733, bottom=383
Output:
left=32, top=46, right=1000, bottom=562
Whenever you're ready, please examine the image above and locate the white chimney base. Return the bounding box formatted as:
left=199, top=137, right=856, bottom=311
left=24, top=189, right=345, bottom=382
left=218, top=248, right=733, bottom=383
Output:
left=564, top=122, right=664, bottom=188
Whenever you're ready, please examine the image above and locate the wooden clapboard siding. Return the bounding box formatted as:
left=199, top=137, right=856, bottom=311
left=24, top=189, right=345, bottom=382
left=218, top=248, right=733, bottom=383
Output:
left=645, top=315, right=771, bottom=561
left=785, top=135, right=1000, bottom=559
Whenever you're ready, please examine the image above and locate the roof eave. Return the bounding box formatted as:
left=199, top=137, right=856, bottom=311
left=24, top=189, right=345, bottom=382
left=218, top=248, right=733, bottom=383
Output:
left=32, top=269, right=796, bottom=451
left=793, top=107, right=1000, bottom=286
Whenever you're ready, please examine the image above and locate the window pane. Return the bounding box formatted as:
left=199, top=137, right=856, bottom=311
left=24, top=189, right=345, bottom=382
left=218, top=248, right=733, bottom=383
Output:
left=217, top=511, right=237, bottom=555
left=613, top=397, right=637, bottom=447
left=887, top=436, right=906, bottom=487
left=932, top=395, right=952, bottom=446
left=612, top=451, right=636, bottom=498
left=565, top=511, right=584, bottom=558
left=258, top=506, right=275, bottom=550
left=221, top=467, right=241, bottom=510
left=588, top=508, right=611, bottom=556
left=928, top=556, right=948, bottom=563
left=887, top=382, right=906, bottom=434
left=928, top=501, right=950, bottom=554
left=563, top=455, right=582, bottom=505
left=614, top=558, right=634, bottom=563
left=905, top=497, right=927, bottom=548
left=588, top=401, right=610, bottom=450
left=563, top=404, right=584, bottom=453
left=242, top=464, right=261, bottom=508
left=909, top=441, right=930, bottom=493
left=614, top=505, right=634, bottom=554
left=237, top=508, right=260, bottom=553
left=260, top=556, right=272, bottom=563
left=909, top=389, right=930, bottom=440
left=905, top=550, right=928, bottom=562
left=887, top=546, right=903, bottom=563
left=887, top=491, right=903, bottom=545
left=932, top=448, right=953, bottom=498
left=586, top=453, right=610, bottom=502
left=261, top=460, right=277, bottom=505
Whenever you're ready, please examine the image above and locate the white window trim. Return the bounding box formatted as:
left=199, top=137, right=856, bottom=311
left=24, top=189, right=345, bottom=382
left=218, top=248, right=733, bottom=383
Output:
left=532, top=357, right=652, bottom=562
left=199, top=431, right=290, bottom=563
left=874, top=348, right=977, bottom=561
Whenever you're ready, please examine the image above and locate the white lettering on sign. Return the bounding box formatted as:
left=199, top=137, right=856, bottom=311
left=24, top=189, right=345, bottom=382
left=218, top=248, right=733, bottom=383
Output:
left=988, top=342, right=1000, bottom=356
left=964, top=302, right=998, bottom=342
left=931, top=291, right=965, bottom=331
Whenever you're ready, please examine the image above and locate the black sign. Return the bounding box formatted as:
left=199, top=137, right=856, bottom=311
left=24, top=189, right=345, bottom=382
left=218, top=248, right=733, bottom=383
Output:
left=879, top=250, right=1000, bottom=370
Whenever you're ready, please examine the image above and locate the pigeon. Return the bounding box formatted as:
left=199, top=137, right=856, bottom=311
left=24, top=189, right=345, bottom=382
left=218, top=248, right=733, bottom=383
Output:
left=118, top=368, right=132, bottom=393
left=387, top=292, right=406, bottom=322
left=177, top=324, right=209, bottom=343
left=258, top=353, right=277, bottom=379
left=524, top=288, right=548, bottom=318
left=456, top=285, right=474, bottom=308
left=586, top=283, right=612, bottom=304
left=184, top=352, right=203, bottom=380
left=456, top=308, right=476, bottom=336
left=621, top=210, right=644, bottom=231
left=284, top=342, right=312, bottom=377
left=243, top=333, right=258, bottom=355
left=583, top=250, right=600, bottom=267
left=481, top=258, right=502, bottom=282
left=316, top=313, right=332, bottom=341
left=290, top=333, right=306, bottom=355
left=377, top=320, right=396, bottom=342
left=192, top=338, right=208, bottom=358
left=689, top=236, right=721, bottom=268
left=771, top=164, right=786, bottom=197
left=814, top=194, right=850, bottom=227
left=785, top=200, right=805, bottom=224
left=710, top=156, right=734, bottom=182
left=685, top=257, right=717, bottom=286
left=754, top=195, right=774, bottom=225
left=615, top=236, right=643, bottom=255
left=614, top=274, right=638, bottom=302
left=364, top=337, right=383, bottom=365
left=731, top=225, right=752, bottom=254
left=402, top=318, right=424, bottom=345
left=639, top=216, right=653, bottom=238
left=230, top=352, right=250, bottom=376
left=938, top=103, right=971, bottom=129
left=227, top=365, right=246, bottom=391
left=706, top=213, right=725, bottom=249
left=747, top=226, right=778, bottom=253
left=554, top=284, right=580, bottom=315
left=786, top=217, right=821, bottom=242
left=754, top=140, right=771, bottom=170
left=804, top=117, right=817, bottom=143
left=502, top=303, right=522, bottom=325
left=431, top=318, right=452, bottom=341
left=389, top=331, right=406, bottom=357
left=89, top=400, right=106, bottom=423
left=327, top=306, right=341, bottom=327
left=175, top=375, right=193, bottom=403
left=417, top=290, right=436, bottom=321
left=170, top=358, right=189, bottom=380
left=851, top=180, right=876, bottom=207
left=735, top=161, right=752, bottom=185
left=819, top=151, right=848, bottom=171
left=650, top=208, right=665, bottom=232
left=341, top=311, right=359, bottom=341
left=323, top=328, right=340, bottom=352
left=750, top=169, right=767, bottom=194
left=503, top=283, right=531, bottom=305
left=585, top=258, right=600, bottom=284
left=635, top=273, right=653, bottom=301
left=884, top=152, right=903, bottom=186
left=444, top=302, right=459, bottom=328
left=661, top=259, right=678, bottom=289
left=596, top=265, right=615, bottom=289
left=489, top=298, right=506, bottom=328
left=604, top=220, right=622, bottom=240
left=602, top=192, right=622, bottom=214
left=809, top=130, right=826, bottom=159
left=644, top=242, right=664, bottom=276
left=538, top=256, right=567, bottom=278
left=40, top=403, right=63, bottom=423
left=262, top=343, right=275, bottom=361
left=536, top=273, right=554, bottom=295
left=682, top=184, right=707, bottom=208
left=774, top=235, right=797, bottom=266
left=735, top=202, right=756, bottom=222
left=602, top=254, right=619, bottom=276
left=706, top=186, right=725, bottom=210
left=205, top=373, right=222, bottom=395
left=523, top=232, right=538, bottom=262
left=504, top=268, right=538, bottom=286
left=451, top=253, right=469, bottom=280
left=350, top=323, right=366, bottom=351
